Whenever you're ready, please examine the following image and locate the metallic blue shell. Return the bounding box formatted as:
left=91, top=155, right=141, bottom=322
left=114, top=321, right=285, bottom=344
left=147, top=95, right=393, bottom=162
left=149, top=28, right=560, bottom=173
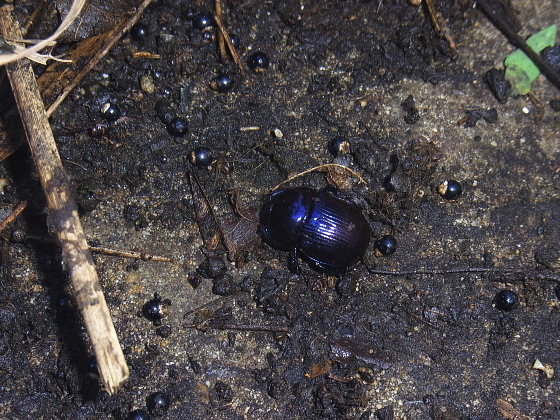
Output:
left=259, top=188, right=370, bottom=273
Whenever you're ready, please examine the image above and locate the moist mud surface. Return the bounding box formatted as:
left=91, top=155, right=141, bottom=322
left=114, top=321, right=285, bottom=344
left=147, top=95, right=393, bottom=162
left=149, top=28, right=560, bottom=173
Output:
left=0, top=0, right=559, bottom=418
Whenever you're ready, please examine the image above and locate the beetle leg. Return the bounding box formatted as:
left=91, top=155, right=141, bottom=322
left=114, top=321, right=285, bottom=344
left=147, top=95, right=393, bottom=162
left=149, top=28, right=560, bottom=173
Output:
left=288, top=249, right=301, bottom=275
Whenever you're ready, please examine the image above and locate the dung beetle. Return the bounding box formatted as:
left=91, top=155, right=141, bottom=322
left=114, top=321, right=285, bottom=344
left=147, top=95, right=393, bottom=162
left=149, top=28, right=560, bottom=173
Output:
left=259, top=187, right=370, bottom=274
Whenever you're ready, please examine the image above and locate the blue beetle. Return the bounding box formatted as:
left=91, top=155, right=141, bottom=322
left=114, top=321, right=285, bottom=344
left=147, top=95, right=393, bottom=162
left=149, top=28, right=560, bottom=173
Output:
left=259, top=187, right=370, bottom=274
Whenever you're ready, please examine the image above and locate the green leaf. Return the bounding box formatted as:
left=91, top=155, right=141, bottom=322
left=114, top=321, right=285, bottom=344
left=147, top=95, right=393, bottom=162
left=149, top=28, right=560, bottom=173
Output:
left=504, top=24, right=557, bottom=95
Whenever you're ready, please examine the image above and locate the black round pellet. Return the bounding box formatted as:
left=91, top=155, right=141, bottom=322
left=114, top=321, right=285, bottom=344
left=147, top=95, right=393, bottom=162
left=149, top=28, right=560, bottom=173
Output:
left=247, top=51, right=270, bottom=72
left=130, top=24, right=149, bottom=42
left=190, top=147, right=213, bottom=168
left=147, top=391, right=170, bottom=416
left=423, top=395, right=435, bottom=406
left=128, top=409, right=150, bottom=420
left=210, top=74, right=235, bottom=93
left=142, top=299, right=164, bottom=323
left=141, top=294, right=170, bottom=326
left=184, top=9, right=196, bottom=20
left=154, top=99, right=175, bottom=125
left=188, top=272, right=203, bottom=289
left=167, top=117, right=189, bottom=136
left=328, top=136, right=351, bottom=157
left=375, top=235, right=397, bottom=256
left=192, top=13, right=214, bottom=30
left=493, top=289, right=518, bottom=311
left=267, top=380, right=282, bottom=399
left=100, top=103, right=121, bottom=122
left=438, top=180, right=462, bottom=200
left=201, top=31, right=213, bottom=43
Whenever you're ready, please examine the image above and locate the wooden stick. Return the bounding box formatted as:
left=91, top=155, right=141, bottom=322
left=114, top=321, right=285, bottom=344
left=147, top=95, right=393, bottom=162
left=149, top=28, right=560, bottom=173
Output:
left=0, top=5, right=128, bottom=394
left=0, top=200, right=27, bottom=233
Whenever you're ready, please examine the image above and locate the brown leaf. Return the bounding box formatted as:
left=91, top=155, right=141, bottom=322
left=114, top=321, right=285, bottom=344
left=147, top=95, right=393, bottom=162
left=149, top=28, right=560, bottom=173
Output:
left=221, top=208, right=260, bottom=266
left=308, top=359, right=333, bottom=379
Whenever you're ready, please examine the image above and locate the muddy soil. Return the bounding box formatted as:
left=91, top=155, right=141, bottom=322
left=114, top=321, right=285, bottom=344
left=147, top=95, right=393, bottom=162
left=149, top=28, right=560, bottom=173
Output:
left=0, top=0, right=559, bottom=419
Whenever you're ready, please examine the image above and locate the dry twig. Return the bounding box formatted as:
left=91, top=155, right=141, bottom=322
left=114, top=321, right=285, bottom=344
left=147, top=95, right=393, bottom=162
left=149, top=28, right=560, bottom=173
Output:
left=89, top=245, right=174, bottom=262
left=213, top=11, right=245, bottom=72
left=272, top=164, right=366, bottom=191
left=423, top=0, right=456, bottom=50
left=184, top=322, right=289, bottom=333
left=0, top=5, right=128, bottom=394
left=215, top=0, right=227, bottom=61
left=0, top=200, right=27, bottom=234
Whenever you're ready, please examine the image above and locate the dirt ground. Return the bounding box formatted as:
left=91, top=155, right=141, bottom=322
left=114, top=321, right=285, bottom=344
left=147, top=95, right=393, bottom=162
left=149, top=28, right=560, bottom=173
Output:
left=0, top=0, right=559, bottom=418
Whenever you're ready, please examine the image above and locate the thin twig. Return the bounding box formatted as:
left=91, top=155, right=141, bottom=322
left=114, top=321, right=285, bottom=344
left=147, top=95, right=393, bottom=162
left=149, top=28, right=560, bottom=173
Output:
left=21, top=233, right=173, bottom=263
left=398, top=306, right=440, bottom=330
left=89, top=246, right=174, bottom=262
left=22, top=0, right=50, bottom=34
left=0, top=200, right=27, bottom=233
left=272, top=164, right=366, bottom=191
left=215, top=0, right=227, bottom=61
left=183, top=295, right=237, bottom=318
left=367, top=266, right=559, bottom=281
left=495, top=398, right=532, bottom=420
left=0, top=5, right=128, bottom=394
left=184, top=322, right=289, bottom=332
left=188, top=168, right=223, bottom=250
left=424, top=0, right=456, bottom=50
left=213, top=12, right=245, bottom=72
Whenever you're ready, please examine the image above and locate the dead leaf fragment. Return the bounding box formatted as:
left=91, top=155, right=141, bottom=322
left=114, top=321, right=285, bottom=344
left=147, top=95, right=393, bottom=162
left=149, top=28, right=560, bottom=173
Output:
left=308, top=359, right=333, bottom=379
left=495, top=398, right=531, bottom=420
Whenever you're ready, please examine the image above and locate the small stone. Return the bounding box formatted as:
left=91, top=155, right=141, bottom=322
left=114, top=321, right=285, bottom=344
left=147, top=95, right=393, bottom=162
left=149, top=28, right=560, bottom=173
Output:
left=140, top=74, right=156, bottom=93
left=532, top=359, right=554, bottom=379
left=485, top=68, right=511, bottom=104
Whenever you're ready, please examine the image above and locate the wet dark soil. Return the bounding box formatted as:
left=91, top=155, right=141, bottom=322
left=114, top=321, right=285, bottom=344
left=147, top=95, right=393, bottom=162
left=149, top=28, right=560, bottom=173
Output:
left=1, top=0, right=559, bottom=419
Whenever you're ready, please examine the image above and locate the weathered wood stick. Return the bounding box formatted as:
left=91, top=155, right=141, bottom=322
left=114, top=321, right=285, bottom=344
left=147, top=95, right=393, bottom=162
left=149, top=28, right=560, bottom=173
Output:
left=0, top=4, right=129, bottom=394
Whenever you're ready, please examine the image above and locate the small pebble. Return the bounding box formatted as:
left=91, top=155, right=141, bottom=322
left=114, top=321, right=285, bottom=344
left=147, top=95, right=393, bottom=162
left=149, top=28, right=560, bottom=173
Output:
left=140, top=75, right=156, bottom=93
left=485, top=68, right=511, bottom=104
